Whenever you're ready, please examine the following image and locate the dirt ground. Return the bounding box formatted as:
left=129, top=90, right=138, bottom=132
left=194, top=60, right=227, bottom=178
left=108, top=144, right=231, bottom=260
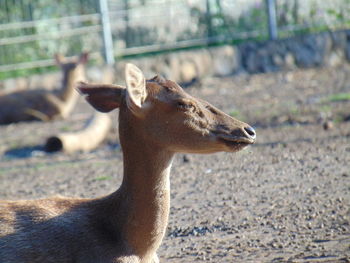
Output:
left=0, top=64, right=349, bottom=262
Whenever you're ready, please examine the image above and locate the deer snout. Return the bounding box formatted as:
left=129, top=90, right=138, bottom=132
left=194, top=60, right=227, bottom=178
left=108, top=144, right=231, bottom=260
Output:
left=213, top=122, right=256, bottom=145
left=243, top=125, right=256, bottom=141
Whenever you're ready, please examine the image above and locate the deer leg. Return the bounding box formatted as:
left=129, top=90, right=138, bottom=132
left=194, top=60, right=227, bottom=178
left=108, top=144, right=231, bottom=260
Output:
left=23, top=108, right=51, bottom=121
left=44, top=93, right=67, bottom=119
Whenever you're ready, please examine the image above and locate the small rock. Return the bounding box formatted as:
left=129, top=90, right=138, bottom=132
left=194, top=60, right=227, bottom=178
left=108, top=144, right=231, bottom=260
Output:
left=183, top=155, right=190, bottom=163
left=323, top=120, right=334, bottom=130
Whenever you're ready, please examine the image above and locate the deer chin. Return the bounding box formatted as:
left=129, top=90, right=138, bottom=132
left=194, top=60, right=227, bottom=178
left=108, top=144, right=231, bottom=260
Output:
left=222, top=141, right=251, bottom=152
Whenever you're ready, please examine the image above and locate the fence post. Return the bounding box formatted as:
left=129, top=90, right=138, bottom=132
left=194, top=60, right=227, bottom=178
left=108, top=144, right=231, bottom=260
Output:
left=99, top=0, right=115, bottom=65
left=266, top=0, right=278, bottom=40
left=206, top=0, right=213, bottom=40
left=123, top=0, right=130, bottom=47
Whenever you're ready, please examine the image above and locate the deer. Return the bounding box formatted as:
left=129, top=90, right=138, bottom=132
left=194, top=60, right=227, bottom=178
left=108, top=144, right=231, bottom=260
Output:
left=0, top=52, right=88, bottom=125
left=0, top=63, right=256, bottom=263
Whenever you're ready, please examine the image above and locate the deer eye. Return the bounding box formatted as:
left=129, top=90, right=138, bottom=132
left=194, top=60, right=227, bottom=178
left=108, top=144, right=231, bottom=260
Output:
left=177, top=101, right=194, bottom=110
left=206, top=105, right=218, bottom=115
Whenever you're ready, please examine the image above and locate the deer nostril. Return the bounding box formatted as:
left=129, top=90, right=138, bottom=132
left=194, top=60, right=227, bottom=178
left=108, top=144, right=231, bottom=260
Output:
left=244, top=126, right=256, bottom=139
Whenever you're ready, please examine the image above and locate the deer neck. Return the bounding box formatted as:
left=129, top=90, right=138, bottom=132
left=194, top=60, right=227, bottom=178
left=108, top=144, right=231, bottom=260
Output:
left=58, top=66, right=85, bottom=102
left=112, top=110, right=174, bottom=257
left=57, top=67, right=85, bottom=117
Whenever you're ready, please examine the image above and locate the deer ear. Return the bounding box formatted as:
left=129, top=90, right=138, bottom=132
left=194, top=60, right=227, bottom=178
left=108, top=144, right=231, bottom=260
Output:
left=77, top=82, right=125, bottom=113
left=125, top=63, right=147, bottom=116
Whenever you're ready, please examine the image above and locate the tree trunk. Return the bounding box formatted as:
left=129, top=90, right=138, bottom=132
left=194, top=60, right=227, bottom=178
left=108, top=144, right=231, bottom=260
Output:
left=45, top=112, right=112, bottom=153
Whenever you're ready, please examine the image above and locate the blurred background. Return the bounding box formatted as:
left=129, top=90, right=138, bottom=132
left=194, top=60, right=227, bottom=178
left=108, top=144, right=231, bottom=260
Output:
left=0, top=1, right=350, bottom=262
left=1, top=0, right=349, bottom=79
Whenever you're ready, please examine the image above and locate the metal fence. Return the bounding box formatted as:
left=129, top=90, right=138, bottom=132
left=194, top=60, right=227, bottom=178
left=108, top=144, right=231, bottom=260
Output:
left=0, top=0, right=349, bottom=79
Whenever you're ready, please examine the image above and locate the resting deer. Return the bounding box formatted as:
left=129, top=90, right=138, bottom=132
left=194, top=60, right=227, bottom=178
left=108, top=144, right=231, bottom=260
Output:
left=0, top=53, right=88, bottom=124
left=0, top=64, right=256, bottom=262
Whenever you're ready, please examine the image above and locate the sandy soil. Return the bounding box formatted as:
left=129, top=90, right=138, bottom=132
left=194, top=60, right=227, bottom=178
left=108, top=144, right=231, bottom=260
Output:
left=0, top=65, right=349, bottom=262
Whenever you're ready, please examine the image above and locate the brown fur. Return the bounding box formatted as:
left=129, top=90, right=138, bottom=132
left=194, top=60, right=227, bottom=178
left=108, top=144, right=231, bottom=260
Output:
left=0, top=53, right=88, bottom=125
left=0, top=64, right=256, bottom=263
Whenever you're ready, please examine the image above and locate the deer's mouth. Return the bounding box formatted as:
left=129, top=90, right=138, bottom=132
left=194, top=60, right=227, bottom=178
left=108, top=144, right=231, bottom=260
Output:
left=217, top=134, right=255, bottom=151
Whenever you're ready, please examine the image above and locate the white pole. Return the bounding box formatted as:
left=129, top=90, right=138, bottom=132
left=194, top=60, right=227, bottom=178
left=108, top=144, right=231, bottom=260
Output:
left=266, top=0, right=278, bottom=40
left=99, top=0, right=115, bottom=65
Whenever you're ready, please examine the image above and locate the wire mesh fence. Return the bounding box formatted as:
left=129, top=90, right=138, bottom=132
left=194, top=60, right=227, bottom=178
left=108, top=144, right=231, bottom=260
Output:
left=0, top=0, right=349, bottom=79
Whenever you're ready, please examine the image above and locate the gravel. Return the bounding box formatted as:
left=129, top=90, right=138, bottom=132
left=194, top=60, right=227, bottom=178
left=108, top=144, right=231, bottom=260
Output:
left=0, top=64, right=349, bottom=262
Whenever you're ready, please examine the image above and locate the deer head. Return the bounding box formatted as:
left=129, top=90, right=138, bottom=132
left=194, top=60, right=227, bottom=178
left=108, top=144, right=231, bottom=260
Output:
left=77, top=63, right=256, bottom=154
left=54, top=52, right=88, bottom=81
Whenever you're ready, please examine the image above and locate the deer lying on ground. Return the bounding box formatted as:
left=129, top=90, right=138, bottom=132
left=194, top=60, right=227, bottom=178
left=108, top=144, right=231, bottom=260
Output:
left=0, top=53, right=88, bottom=125
left=0, top=64, right=256, bottom=263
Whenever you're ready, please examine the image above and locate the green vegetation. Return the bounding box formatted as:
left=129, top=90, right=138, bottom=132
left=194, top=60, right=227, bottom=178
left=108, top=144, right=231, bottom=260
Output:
left=324, top=93, right=350, bottom=102
left=276, top=0, right=350, bottom=37
left=319, top=104, right=332, bottom=113
left=289, top=105, right=300, bottom=116
left=1, top=0, right=350, bottom=81
left=229, top=109, right=245, bottom=121
left=0, top=0, right=99, bottom=80
left=60, top=125, right=73, bottom=132
left=334, top=115, right=345, bottom=124
left=95, top=175, right=113, bottom=181
left=0, top=66, right=57, bottom=80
